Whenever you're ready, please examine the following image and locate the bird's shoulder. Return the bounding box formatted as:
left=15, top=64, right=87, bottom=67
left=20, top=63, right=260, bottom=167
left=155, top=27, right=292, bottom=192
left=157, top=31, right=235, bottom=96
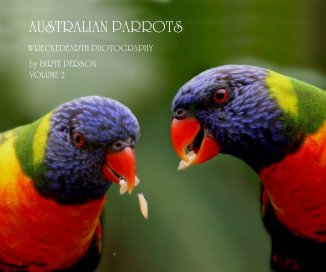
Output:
left=304, top=121, right=326, bottom=166
left=0, top=126, right=24, bottom=147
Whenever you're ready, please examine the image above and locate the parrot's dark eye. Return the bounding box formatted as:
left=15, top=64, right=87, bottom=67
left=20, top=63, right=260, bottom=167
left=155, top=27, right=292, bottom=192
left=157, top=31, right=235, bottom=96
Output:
left=72, top=132, right=86, bottom=148
left=213, top=88, right=228, bottom=104
left=174, top=108, right=187, bottom=119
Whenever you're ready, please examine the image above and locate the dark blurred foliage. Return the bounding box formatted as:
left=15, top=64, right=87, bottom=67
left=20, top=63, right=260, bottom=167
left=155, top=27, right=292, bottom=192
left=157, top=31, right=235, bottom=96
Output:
left=0, top=0, right=325, bottom=271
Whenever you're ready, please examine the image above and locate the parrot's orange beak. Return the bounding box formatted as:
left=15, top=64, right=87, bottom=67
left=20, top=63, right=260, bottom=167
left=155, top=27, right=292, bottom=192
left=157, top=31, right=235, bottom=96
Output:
left=103, top=147, right=136, bottom=193
left=170, top=118, right=221, bottom=170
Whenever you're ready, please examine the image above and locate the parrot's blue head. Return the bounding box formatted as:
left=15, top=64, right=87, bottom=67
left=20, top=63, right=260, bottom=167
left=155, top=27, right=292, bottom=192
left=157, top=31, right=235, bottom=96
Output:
left=37, top=96, right=140, bottom=204
left=171, top=65, right=301, bottom=171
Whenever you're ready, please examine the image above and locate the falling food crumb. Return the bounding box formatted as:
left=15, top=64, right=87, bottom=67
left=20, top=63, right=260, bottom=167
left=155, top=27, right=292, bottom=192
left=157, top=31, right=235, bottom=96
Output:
left=178, top=151, right=197, bottom=170
left=137, top=193, right=148, bottom=219
left=118, top=177, right=147, bottom=219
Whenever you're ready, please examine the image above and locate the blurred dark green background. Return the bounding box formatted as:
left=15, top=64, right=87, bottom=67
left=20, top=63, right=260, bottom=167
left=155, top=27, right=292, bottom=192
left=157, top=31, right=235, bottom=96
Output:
left=0, top=0, right=325, bottom=271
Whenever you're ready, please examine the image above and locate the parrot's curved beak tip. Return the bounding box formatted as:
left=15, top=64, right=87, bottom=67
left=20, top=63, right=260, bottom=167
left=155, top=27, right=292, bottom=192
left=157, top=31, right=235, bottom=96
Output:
left=102, top=147, right=137, bottom=193
left=170, top=117, right=221, bottom=170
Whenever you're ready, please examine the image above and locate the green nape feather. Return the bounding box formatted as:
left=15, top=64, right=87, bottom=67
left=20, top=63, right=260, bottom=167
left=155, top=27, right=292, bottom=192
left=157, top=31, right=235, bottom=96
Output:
left=4, top=112, right=53, bottom=180
left=266, top=71, right=326, bottom=134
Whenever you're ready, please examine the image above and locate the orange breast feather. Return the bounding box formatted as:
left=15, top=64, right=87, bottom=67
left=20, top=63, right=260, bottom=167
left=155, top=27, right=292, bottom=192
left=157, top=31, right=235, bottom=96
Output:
left=260, top=121, right=326, bottom=242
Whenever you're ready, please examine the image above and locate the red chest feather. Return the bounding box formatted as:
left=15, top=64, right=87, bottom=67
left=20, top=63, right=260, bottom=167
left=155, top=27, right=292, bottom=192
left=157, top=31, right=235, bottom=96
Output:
left=260, top=122, right=326, bottom=242
left=0, top=172, right=106, bottom=270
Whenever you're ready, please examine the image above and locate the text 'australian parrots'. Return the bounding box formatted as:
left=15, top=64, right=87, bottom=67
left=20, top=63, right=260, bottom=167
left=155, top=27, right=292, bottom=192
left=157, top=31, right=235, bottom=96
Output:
left=0, top=96, right=140, bottom=271
left=170, top=65, right=326, bottom=271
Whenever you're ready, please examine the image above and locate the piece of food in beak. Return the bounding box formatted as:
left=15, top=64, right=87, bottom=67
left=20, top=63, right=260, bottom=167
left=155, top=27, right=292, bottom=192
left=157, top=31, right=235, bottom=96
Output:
left=120, top=176, right=140, bottom=195
left=103, top=147, right=136, bottom=193
left=177, top=151, right=197, bottom=170
left=171, top=118, right=221, bottom=170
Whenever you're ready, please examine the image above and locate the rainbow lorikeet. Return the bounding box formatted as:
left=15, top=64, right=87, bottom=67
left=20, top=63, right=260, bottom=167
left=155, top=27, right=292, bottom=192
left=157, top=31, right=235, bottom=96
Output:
left=170, top=65, right=326, bottom=271
left=0, top=96, right=139, bottom=271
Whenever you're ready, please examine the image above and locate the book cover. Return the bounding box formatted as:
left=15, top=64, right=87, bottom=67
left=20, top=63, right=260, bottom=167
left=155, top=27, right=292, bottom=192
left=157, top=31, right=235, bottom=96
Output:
left=0, top=1, right=325, bottom=271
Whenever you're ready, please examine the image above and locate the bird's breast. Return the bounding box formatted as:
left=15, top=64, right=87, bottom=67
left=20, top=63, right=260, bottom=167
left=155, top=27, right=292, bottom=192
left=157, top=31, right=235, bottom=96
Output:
left=0, top=137, right=106, bottom=270
left=260, top=121, right=326, bottom=242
